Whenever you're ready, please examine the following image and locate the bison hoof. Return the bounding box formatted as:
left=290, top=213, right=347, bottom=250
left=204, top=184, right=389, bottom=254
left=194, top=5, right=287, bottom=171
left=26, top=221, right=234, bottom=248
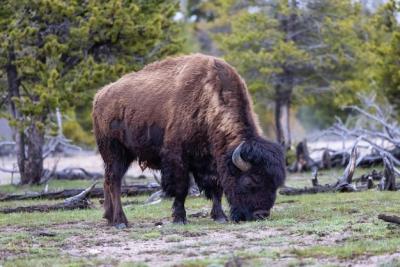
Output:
left=115, top=223, right=127, bottom=229
left=173, top=217, right=187, bottom=225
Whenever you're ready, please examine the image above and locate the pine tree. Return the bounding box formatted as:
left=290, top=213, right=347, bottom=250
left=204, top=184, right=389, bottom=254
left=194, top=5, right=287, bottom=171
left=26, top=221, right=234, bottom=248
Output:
left=370, top=0, right=400, bottom=116
left=211, top=0, right=372, bottom=141
left=0, top=0, right=182, bottom=184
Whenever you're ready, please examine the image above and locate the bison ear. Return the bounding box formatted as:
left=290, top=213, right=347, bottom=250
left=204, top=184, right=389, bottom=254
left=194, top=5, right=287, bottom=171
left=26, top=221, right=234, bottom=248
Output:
left=232, top=142, right=251, bottom=172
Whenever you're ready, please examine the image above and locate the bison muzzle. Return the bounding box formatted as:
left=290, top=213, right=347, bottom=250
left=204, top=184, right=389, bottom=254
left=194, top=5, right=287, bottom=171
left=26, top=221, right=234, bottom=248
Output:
left=92, top=54, right=285, bottom=227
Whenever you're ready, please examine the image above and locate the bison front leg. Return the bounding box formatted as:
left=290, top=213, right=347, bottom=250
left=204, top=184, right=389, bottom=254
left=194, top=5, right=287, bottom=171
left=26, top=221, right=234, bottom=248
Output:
left=161, top=152, right=189, bottom=224
left=192, top=172, right=228, bottom=223
left=210, top=187, right=228, bottom=223
left=172, top=194, right=188, bottom=224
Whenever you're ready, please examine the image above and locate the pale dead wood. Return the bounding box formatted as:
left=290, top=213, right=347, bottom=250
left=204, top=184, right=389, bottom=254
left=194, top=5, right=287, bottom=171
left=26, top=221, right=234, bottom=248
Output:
left=0, top=183, right=97, bottom=214
left=379, top=155, right=396, bottom=191
left=0, top=184, right=160, bottom=202
left=309, top=94, right=400, bottom=174
left=334, top=140, right=359, bottom=191
left=281, top=140, right=364, bottom=195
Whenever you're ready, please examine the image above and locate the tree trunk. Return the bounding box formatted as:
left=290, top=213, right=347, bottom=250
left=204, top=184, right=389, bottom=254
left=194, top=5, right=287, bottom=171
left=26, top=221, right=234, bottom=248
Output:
left=6, top=47, right=45, bottom=185
left=6, top=48, right=27, bottom=183
left=20, top=122, right=45, bottom=184
left=15, top=131, right=26, bottom=182
left=275, top=1, right=297, bottom=150
left=275, top=89, right=292, bottom=150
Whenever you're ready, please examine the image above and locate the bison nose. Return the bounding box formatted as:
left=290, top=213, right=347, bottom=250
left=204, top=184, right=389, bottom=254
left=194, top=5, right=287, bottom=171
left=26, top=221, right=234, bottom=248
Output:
left=252, top=210, right=270, bottom=220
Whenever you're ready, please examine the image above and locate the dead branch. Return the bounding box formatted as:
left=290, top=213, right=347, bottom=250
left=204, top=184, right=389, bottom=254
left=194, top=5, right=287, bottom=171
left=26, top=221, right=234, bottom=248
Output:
left=281, top=141, right=364, bottom=195
left=279, top=184, right=334, bottom=195
left=378, top=214, right=400, bottom=225
left=0, top=141, right=15, bottom=147
left=49, top=167, right=103, bottom=180
left=0, top=165, right=18, bottom=174
left=311, top=167, right=319, bottom=187
left=0, top=141, right=16, bottom=157
left=334, top=140, right=359, bottom=191
left=42, top=108, right=82, bottom=158
left=320, top=150, right=332, bottom=169
left=0, top=184, right=160, bottom=202
left=354, top=169, right=382, bottom=183
left=310, top=94, right=400, bottom=174
left=145, top=173, right=200, bottom=204
left=39, top=157, right=60, bottom=185
left=379, top=155, right=396, bottom=191
left=64, top=182, right=97, bottom=204
left=42, top=135, right=82, bottom=159
left=145, top=190, right=165, bottom=205
left=0, top=183, right=97, bottom=214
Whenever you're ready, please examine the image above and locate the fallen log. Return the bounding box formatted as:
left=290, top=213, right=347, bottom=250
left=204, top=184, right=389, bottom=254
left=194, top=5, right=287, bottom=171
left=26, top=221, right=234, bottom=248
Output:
left=279, top=185, right=334, bottom=195
left=378, top=214, right=400, bottom=225
left=281, top=140, right=365, bottom=195
left=51, top=167, right=103, bottom=180
left=145, top=174, right=200, bottom=205
left=329, top=151, right=350, bottom=168
left=354, top=169, right=383, bottom=183
left=0, top=183, right=96, bottom=214
left=379, top=155, right=396, bottom=191
left=320, top=150, right=332, bottom=169
left=357, top=154, right=383, bottom=168
left=0, top=184, right=160, bottom=202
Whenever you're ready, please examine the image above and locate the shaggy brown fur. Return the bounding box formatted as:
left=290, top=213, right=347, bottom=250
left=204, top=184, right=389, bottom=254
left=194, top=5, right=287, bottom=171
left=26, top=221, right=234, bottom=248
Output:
left=93, top=54, right=285, bottom=226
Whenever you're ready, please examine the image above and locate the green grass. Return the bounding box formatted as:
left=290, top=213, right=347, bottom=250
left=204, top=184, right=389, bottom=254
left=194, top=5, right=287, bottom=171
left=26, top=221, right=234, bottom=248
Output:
left=291, top=238, right=400, bottom=259
left=0, top=179, right=93, bottom=194
left=1, top=168, right=400, bottom=266
left=2, top=257, right=119, bottom=267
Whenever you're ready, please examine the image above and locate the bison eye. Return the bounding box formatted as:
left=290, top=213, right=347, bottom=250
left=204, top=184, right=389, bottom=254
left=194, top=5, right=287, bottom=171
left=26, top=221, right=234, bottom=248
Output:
left=240, top=176, right=260, bottom=190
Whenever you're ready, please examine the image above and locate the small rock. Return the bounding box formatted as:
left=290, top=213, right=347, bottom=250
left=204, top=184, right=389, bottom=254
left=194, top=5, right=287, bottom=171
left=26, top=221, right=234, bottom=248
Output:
left=115, top=223, right=127, bottom=230
left=35, top=231, right=57, bottom=237
left=186, top=251, right=198, bottom=257
left=154, top=221, right=163, bottom=226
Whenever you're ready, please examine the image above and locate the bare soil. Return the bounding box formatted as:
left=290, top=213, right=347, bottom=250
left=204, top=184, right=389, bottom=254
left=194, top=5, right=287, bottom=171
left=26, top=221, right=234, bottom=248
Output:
left=4, top=218, right=397, bottom=267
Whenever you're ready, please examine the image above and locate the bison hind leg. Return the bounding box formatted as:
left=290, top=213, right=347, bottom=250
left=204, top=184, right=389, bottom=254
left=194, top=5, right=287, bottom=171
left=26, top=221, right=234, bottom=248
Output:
left=98, top=138, right=134, bottom=227
left=160, top=152, right=190, bottom=224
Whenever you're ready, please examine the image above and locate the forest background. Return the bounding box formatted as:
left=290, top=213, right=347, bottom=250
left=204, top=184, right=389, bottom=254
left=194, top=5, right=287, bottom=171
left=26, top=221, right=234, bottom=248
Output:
left=1, top=0, right=399, bottom=184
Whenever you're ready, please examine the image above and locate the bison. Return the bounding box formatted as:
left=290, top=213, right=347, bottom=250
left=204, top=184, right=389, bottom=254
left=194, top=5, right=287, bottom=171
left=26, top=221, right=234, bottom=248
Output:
left=92, top=54, right=285, bottom=227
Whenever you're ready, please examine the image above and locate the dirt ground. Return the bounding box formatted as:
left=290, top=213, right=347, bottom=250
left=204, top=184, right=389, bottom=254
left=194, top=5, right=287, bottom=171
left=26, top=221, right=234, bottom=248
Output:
left=2, top=188, right=400, bottom=267
left=2, top=217, right=399, bottom=267
left=1, top=160, right=400, bottom=266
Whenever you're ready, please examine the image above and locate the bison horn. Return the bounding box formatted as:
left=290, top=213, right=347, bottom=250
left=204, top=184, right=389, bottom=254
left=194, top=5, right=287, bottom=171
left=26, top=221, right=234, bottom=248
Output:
left=232, top=142, right=251, bottom=172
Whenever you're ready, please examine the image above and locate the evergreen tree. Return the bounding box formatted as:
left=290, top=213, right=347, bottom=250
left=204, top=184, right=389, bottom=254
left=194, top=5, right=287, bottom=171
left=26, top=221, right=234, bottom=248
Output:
left=0, top=0, right=182, bottom=184
left=370, top=0, right=400, bottom=115
left=211, top=0, right=366, bottom=148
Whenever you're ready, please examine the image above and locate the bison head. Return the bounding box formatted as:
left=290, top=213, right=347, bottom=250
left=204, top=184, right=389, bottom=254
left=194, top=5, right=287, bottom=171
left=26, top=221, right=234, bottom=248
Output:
left=226, top=139, right=285, bottom=222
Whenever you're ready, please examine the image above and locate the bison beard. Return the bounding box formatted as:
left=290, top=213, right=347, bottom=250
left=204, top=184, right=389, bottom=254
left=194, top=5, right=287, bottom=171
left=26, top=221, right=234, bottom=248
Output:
left=92, top=54, right=285, bottom=227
